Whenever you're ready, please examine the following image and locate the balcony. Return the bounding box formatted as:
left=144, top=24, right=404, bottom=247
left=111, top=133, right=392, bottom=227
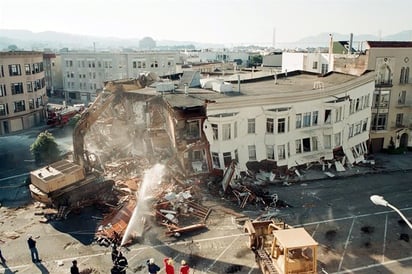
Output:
left=375, top=80, right=392, bottom=88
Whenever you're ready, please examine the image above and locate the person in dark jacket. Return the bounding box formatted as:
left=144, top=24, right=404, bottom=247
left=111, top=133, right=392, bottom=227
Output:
left=70, top=260, right=80, bottom=274
left=146, top=258, right=160, bottom=274
left=0, top=247, right=6, bottom=265
left=27, top=235, right=40, bottom=263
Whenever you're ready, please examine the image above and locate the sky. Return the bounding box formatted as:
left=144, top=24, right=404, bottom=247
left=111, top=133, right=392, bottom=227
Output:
left=0, top=0, right=411, bottom=45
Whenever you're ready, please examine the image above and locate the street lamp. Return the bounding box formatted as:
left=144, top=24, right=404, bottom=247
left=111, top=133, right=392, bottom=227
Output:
left=370, top=195, right=412, bottom=229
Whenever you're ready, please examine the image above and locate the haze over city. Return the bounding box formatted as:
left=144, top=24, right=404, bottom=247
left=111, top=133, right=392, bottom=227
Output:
left=1, top=0, right=411, bottom=46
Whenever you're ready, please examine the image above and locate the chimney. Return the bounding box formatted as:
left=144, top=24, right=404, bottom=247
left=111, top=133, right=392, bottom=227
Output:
left=349, top=33, right=353, bottom=54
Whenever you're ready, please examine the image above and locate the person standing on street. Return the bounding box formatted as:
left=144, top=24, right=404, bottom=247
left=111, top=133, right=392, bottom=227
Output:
left=146, top=258, right=160, bottom=274
left=70, top=260, right=80, bottom=274
left=27, top=235, right=40, bottom=263
left=0, top=247, right=6, bottom=265
left=164, top=257, right=175, bottom=274
left=179, top=260, right=189, bottom=274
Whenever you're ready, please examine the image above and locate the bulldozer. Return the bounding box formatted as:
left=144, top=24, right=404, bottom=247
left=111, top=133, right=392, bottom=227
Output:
left=244, top=219, right=318, bottom=274
left=29, top=72, right=159, bottom=209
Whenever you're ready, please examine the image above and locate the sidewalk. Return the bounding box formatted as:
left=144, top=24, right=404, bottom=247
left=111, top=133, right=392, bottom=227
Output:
left=297, top=151, right=412, bottom=182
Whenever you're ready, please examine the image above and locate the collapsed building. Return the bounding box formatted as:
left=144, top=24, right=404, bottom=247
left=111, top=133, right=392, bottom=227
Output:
left=29, top=68, right=375, bottom=243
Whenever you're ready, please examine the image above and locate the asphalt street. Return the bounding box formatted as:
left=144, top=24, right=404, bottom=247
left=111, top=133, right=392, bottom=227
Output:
left=1, top=128, right=412, bottom=273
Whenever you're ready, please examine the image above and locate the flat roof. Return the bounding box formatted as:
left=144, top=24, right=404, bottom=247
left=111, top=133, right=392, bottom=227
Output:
left=160, top=71, right=374, bottom=109
left=273, top=227, right=318, bottom=248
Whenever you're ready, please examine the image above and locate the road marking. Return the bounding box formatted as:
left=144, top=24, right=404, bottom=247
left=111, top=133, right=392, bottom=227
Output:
left=332, top=254, right=412, bottom=273
left=338, top=217, right=356, bottom=272
left=297, top=207, right=412, bottom=227
left=204, top=235, right=240, bottom=272
left=382, top=214, right=388, bottom=263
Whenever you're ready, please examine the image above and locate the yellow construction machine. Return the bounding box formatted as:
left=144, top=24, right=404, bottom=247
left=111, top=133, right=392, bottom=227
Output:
left=244, top=219, right=318, bottom=274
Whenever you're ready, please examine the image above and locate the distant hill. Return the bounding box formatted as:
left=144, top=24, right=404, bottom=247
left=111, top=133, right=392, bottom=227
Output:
left=0, top=29, right=224, bottom=51
left=278, top=30, right=412, bottom=49
left=0, top=29, right=411, bottom=51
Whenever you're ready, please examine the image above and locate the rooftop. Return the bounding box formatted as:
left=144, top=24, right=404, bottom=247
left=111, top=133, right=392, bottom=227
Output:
left=367, top=41, right=412, bottom=48
left=160, top=71, right=374, bottom=109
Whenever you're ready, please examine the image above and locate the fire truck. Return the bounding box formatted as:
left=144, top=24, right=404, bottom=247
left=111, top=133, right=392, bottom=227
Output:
left=46, top=104, right=84, bottom=127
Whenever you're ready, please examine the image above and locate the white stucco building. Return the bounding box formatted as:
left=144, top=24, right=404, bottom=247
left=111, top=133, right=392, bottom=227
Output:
left=202, top=72, right=375, bottom=172
left=60, top=51, right=180, bottom=103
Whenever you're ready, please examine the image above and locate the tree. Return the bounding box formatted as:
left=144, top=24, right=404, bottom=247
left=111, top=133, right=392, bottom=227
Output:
left=248, top=55, right=263, bottom=67
left=30, top=131, right=61, bottom=165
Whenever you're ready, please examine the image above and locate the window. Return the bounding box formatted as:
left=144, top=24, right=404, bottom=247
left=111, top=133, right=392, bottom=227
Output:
left=266, top=145, right=275, bottom=160
left=0, top=104, right=7, bottom=116
left=27, top=82, right=33, bottom=92
left=277, top=118, right=285, bottom=133
left=396, top=113, right=404, bottom=126
left=0, top=65, right=4, bottom=77
left=8, top=64, right=21, bottom=76
left=234, top=149, right=239, bottom=162
left=354, top=122, right=362, bottom=135
left=248, top=145, right=257, bottom=160
left=335, top=106, right=343, bottom=122
left=324, top=109, right=331, bottom=124
left=400, top=67, right=409, bottom=84
left=11, top=83, right=24, bottom=95
left=312, top=111, right=318, bottom=126
left=223, top=152, right=232, bottom=167
left=334, top=132, right=341, bottom=147
left=25, top=64, right=31, bottom=75
left=303, top=112, right=311, bottom=127
left=0, top=84, right=6, bottom=97
left=362, top=118, right=368, bottom=132
left=296, top=114, right=302, bottom=129
left=29, top=99, right=35, bottom=110
left=266, top=118, right=274, bottom=133
left=312, top=136, right=318, bottom=151
left=248, top=119, right=255, bottom=134
left=277, top=145, right=285, bottom=160
left=212, top=124, right=218, bottom=140
left=312, top=61, right=318, bottom=69
left=373, top=90, right=390, bottom=108
left=398, top=90, right=406, bottom=105
left=222, top=124, right=231, bottom=140
left=363, top=94, right=370, bottom=108
left=234, top=121, right=237, bottom=138
left=212, top=152, right=220, bottom=168
left=295, top=140, right=302, bottom=154
left=321, top=63, right=328, bottom=74
left=371, top=113, right=387, bottom=130
left=14, top=100, right=25, bottom=112
left=348, top=124, right=354, bottom=138
left=324, top=135, right=331, bottom=149
left=302, top=138, right=311, bottom=152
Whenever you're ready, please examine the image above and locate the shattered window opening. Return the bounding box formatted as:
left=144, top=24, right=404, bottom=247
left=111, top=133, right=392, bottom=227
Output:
left=223, top=152, right=232, bottom=167
left=212, top=152, right=220, bottom=168
left=312, top=111, right=318, bottom=126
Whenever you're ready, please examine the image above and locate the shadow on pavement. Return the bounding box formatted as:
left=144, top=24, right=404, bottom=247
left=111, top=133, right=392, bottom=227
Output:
left=49, top=207, right=103, bottom=245
left=34, top=262, right=49, bottom=274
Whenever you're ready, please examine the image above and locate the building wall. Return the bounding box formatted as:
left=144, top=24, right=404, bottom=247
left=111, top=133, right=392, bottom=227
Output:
left=0, top=51, right=47, bottom=135
left=204, top=77, right=375, bottom=172
left=60, top=51, right=180, bottom=104
left=365, top=46, right=412, bottom=150
left=283, top=52, right=331, bottom=74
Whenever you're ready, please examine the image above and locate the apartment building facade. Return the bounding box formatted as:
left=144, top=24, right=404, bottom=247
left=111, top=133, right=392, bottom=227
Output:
left=334, top=41, right=412, bottom=151
left=59, top=51, right=180, bottom=104
left=202, top=72, right=375, bottom=173
left=0, top=51, right=47, bottom=135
